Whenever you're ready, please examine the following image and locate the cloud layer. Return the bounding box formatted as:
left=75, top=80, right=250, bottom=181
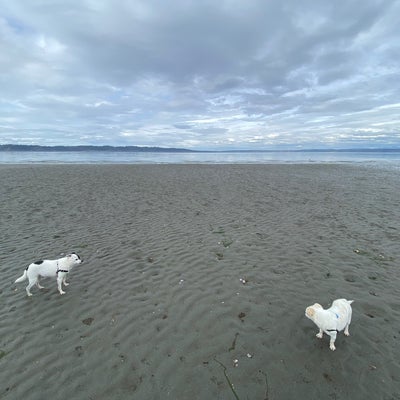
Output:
left=1, top=0, right=399, bottom=149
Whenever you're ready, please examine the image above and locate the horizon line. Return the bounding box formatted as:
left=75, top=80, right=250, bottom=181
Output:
left=1, top=144, right=400, bottom=153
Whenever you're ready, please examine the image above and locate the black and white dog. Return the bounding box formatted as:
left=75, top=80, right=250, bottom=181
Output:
left=15, top=253, right=82, bottom=296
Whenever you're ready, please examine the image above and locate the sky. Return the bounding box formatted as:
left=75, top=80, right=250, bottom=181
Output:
left=1, top=0, right=400, bottom=150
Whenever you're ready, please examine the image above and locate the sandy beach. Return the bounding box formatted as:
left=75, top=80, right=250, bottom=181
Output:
left=0, top=164, right=399, bottom=399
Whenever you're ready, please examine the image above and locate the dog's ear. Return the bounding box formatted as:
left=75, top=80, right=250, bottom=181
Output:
left=306, top=307, right=315, bottom=318
left=313, top=303, right=323, bottom=309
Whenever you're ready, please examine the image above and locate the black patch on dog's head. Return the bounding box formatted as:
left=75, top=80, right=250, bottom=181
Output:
left=34, top=260, right=44, bottom=265
left=71, top=252, right=81, bottom=260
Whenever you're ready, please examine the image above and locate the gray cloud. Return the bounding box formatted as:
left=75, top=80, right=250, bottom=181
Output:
left=0, top=0, right=399, bottom=149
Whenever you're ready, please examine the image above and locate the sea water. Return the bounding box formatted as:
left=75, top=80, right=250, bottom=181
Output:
left=1, top=150, right=400, bottom=167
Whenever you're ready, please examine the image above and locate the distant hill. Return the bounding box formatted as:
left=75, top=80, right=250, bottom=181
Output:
left=0, top=144, right=196, bottom=153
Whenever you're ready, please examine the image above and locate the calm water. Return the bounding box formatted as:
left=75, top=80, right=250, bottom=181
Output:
left=1, top=150, right=400, bottom=167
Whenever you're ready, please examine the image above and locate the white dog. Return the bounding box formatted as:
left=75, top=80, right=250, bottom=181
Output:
left=305, top=299, right=354, bottom=351
left=15, top=253, right=82, bottom=296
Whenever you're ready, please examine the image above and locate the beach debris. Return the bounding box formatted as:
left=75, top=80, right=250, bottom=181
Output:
left=238, top=312, right=246, bottom=321
left=74, top=346, right=84, bottom=357
left=239, top=277, right=248, bottom=284
left=353, top=249, right=394, bottom=263
left=246, top=353, right=253, bottom=358
left=369, top=364, right=377, bottom=370
left=214, top=357, right=240, bottom=400
left=229, top=332, right=239, bottom=351
left=178, top=279, right=184, bottom=285
left=344, top=274, right=356, bottom=283
left=221, top=239, right=233, bottom=248
left=82, top=317, right=94, bottom=326
left=233, top=359, right=239, bottom=367
left=216, top=252, right=224, bottom=260
left=147, top=256, right=154, bottom=263
left=323, top=372, right=333, bottom=382
left=259, top=370, right=270, bottom=400
left=211, top=226, right=225, bottom=234
left=109, top=313, right=118, bottom=325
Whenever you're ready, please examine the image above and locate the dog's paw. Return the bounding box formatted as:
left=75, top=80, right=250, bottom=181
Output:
left=330, top=343, right=336, bottom=351
left=27, top=293, right=33, bottom=297
left=59, top=290, right=66, bottom=295
left=344, top=331, right=350, bottom=336
left=316, top=332, right=323, bottom=339
left=63, top=282, right=69, bottom=286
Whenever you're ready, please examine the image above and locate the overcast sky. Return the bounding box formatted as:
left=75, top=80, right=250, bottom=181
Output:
left=1, top=0, right=399, bottom=150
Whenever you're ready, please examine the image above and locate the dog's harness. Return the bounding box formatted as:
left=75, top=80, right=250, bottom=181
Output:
left=56, top=261, right=69, bottom=275
left=327, top=312, right=340, bottom=332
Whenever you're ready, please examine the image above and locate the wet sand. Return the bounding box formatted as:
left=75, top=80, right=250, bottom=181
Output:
left=0, top=164, right=399, bottom=399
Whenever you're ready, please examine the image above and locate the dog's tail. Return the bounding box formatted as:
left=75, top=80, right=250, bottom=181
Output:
left=15, top=269, right=28, bottom=283
left=347, top=300, right=354, bottom=304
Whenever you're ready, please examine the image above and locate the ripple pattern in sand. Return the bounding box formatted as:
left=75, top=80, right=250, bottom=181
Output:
left=1, top=165, right=400, bottom=399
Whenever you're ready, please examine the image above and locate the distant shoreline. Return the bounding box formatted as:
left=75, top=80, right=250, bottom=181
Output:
left=0, top=144, right=194, bottom=153
left=1, top=144, right=400, bottom=153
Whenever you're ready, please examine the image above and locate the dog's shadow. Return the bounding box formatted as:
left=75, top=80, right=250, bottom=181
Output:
left=289, top=309, right=323, bottom=349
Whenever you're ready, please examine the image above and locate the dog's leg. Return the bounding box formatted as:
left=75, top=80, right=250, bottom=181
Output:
left=316, top=329, right=323, bottom=339
left=57, top=274, right=66, bottom=295
left=26, top=279, right=37, bottom=296
left=344, top=324, right=350, bottom=336
left=62, top=276, right=69, bottom=286
left=327, top=331, right=337, bottom=351
left=36, top=277, right=45, bottom=289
